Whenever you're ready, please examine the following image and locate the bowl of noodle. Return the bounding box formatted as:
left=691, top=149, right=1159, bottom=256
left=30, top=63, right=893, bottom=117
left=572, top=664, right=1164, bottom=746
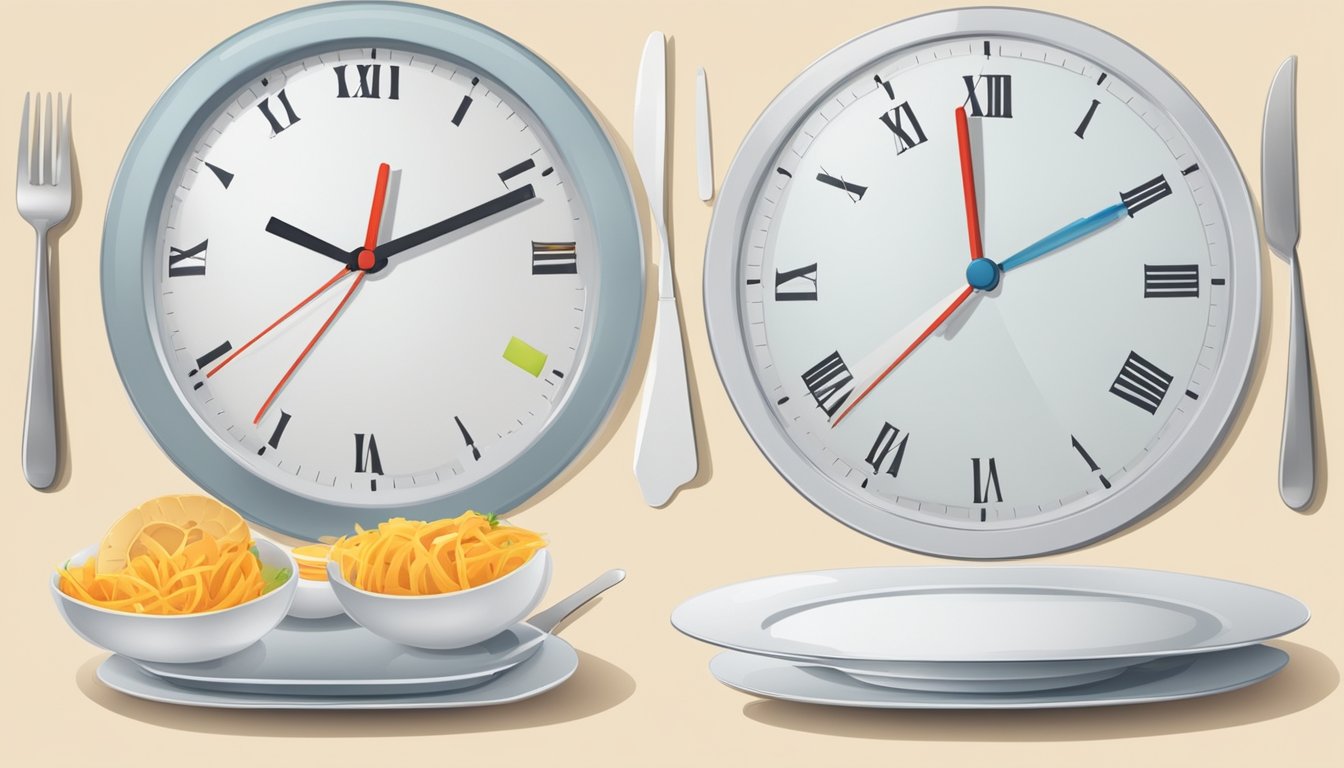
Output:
left=50, top=495, right=297, bottom=664
left=326, top=513, right=550, bottom=649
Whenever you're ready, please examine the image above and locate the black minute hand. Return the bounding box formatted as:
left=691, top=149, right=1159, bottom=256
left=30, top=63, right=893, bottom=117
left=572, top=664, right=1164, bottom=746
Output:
left=375, top=184, right=536, bottom=259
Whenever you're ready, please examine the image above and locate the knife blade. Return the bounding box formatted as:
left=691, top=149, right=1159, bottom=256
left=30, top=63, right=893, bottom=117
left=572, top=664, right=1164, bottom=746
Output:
left=1262, top=55, right=1315, bottom=510
left=633, top=32, right=698, bottom=506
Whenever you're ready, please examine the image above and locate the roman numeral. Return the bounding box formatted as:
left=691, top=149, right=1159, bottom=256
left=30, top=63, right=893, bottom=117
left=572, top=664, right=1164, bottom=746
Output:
left=455, top=416, right=481, bottom=461
left=531, top=241, right=577, bottom=275
left=815, top=171, right=867, bottom=201
left=963, top=75, right=1013, bottom=118
left=257, top=89, right=301, bottom=135
left=801, top=351, right=854, bottom=418
left=1144, top=264, right=1200, bottom=298
left=1074, top=99, right=1101, bottom=138
left=864, top=422, right=910, bottom=477
left=258, top=410, right=292, bottom=456
left=878, top=101, right=928, bottom=154
left=873, top=74, right=896, bottom=100
left=1109, top=351, right=1173, bottom=414
left=1071, top=435, right=1112, bottom=489
left=191, top=340, right=232, bottom=374
left=1120, top=175, right=1172, bottom=217
left=972, top=457, right=1003, bottom=504
left=499, top=158, right=536, bottom=185
left=334, top=64, right=400, bottom=99
left=168, top=239, right=207, bottom=277
left=774, top=263, right=818, bottom=301
left=354, top=433, right=384, bottom=477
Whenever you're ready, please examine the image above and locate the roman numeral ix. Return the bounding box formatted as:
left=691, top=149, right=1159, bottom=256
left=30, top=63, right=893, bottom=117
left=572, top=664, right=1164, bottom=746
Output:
left=168, top=239, right=207, bottom=278
left=775, top=263, right=818, bottom=301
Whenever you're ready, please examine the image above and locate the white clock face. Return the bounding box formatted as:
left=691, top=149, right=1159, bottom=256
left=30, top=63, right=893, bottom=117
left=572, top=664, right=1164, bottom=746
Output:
left=741, top=35, right=1234, bottom=527
left=153, top=47, right=593, bottom=506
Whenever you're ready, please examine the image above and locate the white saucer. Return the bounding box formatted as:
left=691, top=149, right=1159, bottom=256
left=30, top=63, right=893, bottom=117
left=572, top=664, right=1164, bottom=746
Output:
left=709, top=644, right=1287, bottom=709
left=98, top=634, right=577, bottom=709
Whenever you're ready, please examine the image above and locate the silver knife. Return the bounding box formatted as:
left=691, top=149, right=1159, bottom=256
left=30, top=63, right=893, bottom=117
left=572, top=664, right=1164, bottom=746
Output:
left=633, top=32, right=698, bottom=506
left=1262, top=55, right=1315, bottom=511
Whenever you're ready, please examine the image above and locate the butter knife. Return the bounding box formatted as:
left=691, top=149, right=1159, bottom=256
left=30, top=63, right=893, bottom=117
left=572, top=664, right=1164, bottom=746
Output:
left=633, top=32, right=698, bottom=506
left=1262, top=55, right=1315, bottom=510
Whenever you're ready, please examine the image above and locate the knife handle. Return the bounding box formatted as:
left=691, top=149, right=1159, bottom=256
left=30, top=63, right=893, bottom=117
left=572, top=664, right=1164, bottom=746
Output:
left=633, top=298, right=698, bottom=506
left=1279, top=254, right=1315, bottom=510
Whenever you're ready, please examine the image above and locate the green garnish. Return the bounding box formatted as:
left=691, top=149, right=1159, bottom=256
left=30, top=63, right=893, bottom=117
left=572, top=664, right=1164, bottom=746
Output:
left=484, top=512, right=500, bottom=528
left=260, top=564, right=292, bottom=594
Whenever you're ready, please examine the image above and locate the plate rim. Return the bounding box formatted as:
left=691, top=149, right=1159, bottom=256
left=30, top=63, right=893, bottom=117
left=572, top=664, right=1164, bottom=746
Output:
left=671, top=565, right=1309, bottom=663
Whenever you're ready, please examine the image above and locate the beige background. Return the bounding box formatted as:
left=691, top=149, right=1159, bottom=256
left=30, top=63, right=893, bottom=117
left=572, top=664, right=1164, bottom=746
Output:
left=3, top=0, right=1341, bottom=764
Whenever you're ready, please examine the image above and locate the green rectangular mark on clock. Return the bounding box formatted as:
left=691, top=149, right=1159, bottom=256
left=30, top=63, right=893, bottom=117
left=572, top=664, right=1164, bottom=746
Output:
left=503, top=336, right=547, bottom=377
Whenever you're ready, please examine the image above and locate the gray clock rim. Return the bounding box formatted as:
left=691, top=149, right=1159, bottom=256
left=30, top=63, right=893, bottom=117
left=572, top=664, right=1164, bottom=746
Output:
left=101, top=1, right=645, bottom=540
left=703, top=7, right=1261, bottom=559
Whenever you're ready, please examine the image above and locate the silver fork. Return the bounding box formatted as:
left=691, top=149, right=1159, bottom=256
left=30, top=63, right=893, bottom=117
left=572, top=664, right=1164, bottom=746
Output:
left=16, top=93, right=72, bottom=489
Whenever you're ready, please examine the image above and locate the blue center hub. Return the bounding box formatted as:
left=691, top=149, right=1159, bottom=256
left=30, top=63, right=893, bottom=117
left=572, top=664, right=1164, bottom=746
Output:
left=966, top=258, right=1001, bottom=291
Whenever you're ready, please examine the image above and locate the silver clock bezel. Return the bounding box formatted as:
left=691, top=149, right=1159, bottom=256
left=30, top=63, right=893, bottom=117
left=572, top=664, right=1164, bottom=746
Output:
left=703, top=7, right=1260, bottom=559
left=102, top=2, right=644, bottom=539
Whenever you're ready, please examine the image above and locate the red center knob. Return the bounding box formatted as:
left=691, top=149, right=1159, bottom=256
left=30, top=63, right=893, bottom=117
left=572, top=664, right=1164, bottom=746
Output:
left=357, top=248, right=375, bottom=271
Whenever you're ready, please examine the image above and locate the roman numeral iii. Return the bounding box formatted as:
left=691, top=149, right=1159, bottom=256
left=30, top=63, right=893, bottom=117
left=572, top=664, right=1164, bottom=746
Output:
left=257, top=89, right=301, bottom=136
left=972, top=457, right=1003, bottom=505
left=878, top=101, right=928, bottom=154
left=531, top=241, right=578, bottom=275
left=801, top=351, right=854, bottom=418
left=864, top=423, right=910, bottom=477
left=963, top=75, right=1013, bottom=118
left=1120, top=175, right=1172, bottom=217
left=168, top=239, right=207, bottom=277
left=1144, top=264, right=1200, bottom=298
left=775, top=263, right=818, bottom=301
left=334, top=64, right=400, bottom=100
left=1109, top=351, right=1173, bottom=414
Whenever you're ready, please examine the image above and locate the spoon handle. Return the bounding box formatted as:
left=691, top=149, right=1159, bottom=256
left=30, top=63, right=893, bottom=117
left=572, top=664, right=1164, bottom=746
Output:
left=528, top=569, right=627, bottom=634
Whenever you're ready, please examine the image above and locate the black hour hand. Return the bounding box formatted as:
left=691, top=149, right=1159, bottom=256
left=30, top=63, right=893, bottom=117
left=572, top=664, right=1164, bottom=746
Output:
left=375, top=184, right=536, bottom=260
left=265, top=217, right=353, bottom=266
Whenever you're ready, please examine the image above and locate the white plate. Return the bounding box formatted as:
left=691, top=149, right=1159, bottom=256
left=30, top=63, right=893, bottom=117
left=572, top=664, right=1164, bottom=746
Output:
left=709, top=644, right=1288, bottom=709
left=673, top=566, right=1308, bottom=665
left=135, top=615, right=545, bottom=696
left=97, top=634, right=577, bottom=709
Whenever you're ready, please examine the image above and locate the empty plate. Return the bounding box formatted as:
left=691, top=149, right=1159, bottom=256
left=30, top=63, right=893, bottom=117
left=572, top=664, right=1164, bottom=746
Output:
left=135, top=615, right=546, bottom=696
left=709, top=644, right=1288, bottom=709
left=673, top=566, right=1308, bottom=667
left=98, top=634, right=577, bottom=709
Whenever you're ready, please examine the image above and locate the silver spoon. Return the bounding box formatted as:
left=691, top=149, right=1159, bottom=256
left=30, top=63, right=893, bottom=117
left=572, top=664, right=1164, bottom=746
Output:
left=528, top=569, right=626, bottom=634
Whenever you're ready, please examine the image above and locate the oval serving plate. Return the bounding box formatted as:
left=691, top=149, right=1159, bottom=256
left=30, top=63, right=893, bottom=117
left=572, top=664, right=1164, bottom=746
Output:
left=136, top=615, right=546, bottom=696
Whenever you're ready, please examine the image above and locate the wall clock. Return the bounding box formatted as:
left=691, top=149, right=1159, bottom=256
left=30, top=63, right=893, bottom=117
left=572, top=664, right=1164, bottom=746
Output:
left=704, top=8, right=1259, bottom=558
left=102, top=2, right=643, bottom=540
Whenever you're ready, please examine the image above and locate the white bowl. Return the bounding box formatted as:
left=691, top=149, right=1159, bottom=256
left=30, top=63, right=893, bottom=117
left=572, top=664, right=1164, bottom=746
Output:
left=327, top=549, right=551, bottom=649
left=288, top=576, right=345, bottom=620
left=51, top=538, right=297, bottom=663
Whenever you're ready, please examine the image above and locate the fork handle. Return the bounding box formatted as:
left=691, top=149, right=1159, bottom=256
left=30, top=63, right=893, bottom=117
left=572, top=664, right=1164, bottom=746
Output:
left=23, top=227, right=57, bottom=489
left=1279, top=254, right=1315, bottom=510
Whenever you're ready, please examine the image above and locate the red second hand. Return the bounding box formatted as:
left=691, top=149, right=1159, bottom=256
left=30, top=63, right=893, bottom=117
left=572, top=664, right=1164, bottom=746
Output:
left=831, top=285, right=975, bottom=428
left=955, top=106, right=985, bottom=261
left=253, top=162, right=391, bottom=424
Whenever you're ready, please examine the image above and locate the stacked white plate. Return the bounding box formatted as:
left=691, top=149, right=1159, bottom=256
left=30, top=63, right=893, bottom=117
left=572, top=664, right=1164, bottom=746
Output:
left=671, top=566, right=1309, bottom=709
left=96, top=615, right=579, bottom=709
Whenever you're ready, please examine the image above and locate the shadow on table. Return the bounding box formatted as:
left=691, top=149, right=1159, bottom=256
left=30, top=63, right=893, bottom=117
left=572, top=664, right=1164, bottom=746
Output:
left=740, top=641, right=1336, bottom=741
left=76, top=649, right=635, bottom=736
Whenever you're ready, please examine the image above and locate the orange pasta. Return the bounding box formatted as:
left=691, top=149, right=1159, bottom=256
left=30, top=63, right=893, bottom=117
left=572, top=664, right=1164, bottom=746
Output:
left=59, top=533, right=266, bottom=615
left=330, top=513, right=545, bottom=596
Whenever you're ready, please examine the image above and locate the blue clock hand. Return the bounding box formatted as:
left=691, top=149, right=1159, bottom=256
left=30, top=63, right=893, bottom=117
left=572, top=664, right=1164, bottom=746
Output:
left=997, top=202, right=1128, bottom=273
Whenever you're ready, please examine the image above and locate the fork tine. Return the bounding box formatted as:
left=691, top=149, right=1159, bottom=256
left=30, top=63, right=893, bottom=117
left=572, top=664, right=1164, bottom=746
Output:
left=57, top=94, right=69, bottom=186
left=16, top=92, right=29, bottom=185
left=41, top=92, right=53, bottom=186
